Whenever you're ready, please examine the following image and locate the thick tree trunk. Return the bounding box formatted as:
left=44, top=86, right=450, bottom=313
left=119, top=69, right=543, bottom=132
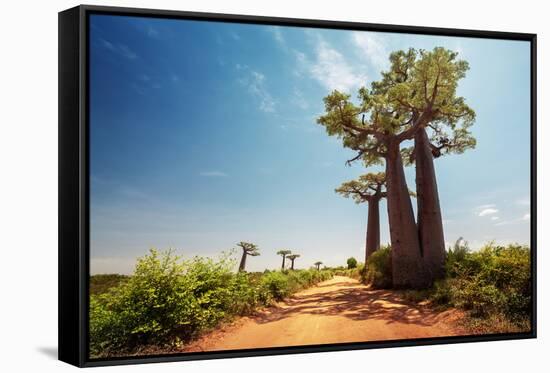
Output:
left=385, top=140, right=428, bottom=288
left=415, top=128, right=445, bottom=282
left=238, top=251, right=247, bottom=272
left=365, top=198, right=380, bottom=262
left=281, top=255, right=286, bottom=270
left=290, top=259, right=295, bottom=270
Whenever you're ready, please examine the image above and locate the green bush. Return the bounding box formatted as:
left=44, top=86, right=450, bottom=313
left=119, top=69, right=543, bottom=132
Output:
left=90, top=250, right=334, bottom=357
left=260, top=271, right=291, bottom=301
left=347, top=257, right=358, bottom=269
left=364, top=246, right=392, bottom=288
left=434, top=243, right=531, bottom=326
left=449, top=244, right=531, bottom=321
left=90, top=274, right=128, bottom=295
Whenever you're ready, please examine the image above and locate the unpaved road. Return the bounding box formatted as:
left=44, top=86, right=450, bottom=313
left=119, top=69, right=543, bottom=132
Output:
left=184, top=276, right=462, bottom=352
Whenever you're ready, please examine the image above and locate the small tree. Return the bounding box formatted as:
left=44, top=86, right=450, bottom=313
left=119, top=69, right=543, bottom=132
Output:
left=236, top=242, right=260, bottom=272
left=347, top=257, right=358, bottom=269
left=314, top=261, right=323, bottom=271
left=277, top=249, right=292, bottom=270
left=287, top=254, right=300, bottom=270
left=336, top=172, right=387, bottom=262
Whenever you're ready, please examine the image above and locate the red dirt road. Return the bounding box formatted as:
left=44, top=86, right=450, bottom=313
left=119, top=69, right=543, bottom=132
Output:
left=184, top=276, right=462, bottom=352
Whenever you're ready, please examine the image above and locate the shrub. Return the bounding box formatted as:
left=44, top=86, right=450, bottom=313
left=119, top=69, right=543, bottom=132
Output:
left=90, top=250, right=334, bottom=357
left=347, top=257, right=358, bottom=269
left=453, top=243, right=529, bottom=318
left=90, top=274, right=128, bottom=295
left=364, top=246, right=392, bottom=288
left=260, top=271, right=291, bottom=301
left=433, top=242, right=531, bottom=328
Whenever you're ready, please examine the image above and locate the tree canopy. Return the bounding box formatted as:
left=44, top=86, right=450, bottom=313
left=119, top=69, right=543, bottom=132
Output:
left=236, top=242, right=260, bottom=256
left=335, top=172, right=387, bottom=203
left=317, top=47, right=476, bottom=166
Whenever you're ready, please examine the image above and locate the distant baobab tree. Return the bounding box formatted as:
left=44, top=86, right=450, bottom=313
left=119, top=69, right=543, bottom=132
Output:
left=314, top=261, right=323, bottom=271
left=236, top=242, right=260, bottom=272
left=287, top=254, right=300, bottom=270
left=336, top=172, right=387, bottom=262
left=277, top=249, right=292, bottom=270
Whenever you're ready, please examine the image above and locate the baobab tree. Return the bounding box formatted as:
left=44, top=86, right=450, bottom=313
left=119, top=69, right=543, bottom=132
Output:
left=314, top=261, right=323, bottom=271
left=277, top=249, right=292, bottom=270
left=336, top=172, right=387, bottom=262
left=318, top=47, right=475, bottom=288
left=287, top=254, right=300, bottom=270
left=370, top=48, right=476, bottom=281
left=236, top=242, right=260, bottom=272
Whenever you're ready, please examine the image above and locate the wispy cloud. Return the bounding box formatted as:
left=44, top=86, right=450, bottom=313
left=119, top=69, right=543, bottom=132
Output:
left=199, top=171, right=228, bottom=177
left=269, top=26, right=286, bottom=49
left=351, top=32, right=389, bottom=72
left=238, top=66, right=276, bottom=113
left=309, top=37, right=367, bottom=92
left=494, top=213, right=530, bottom=226
left=516, top=197, right=530, bottom=206
left=147, top=25, right=159, bottom=38
left=477, top=203, right=496, bottom=209
left=491, top=216, right=500, bottom=221
left=100, top=38, right=137, bottom=59
left=138, top=74, right=151, bottom=82
left=479, top=208, right=499, bottom=217
left=293, top=88, right=309, bottom=110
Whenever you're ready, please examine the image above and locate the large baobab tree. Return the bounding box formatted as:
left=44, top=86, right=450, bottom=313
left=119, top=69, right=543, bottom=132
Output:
left=336, top=172, right=387, bottom=262
left=318, top=47, right=475, bottom=288
left=287, top=254, right=300, bottom=270
left=314, top=261, right=323, bottom=271
left=277, top=249, right=292, bottom=270
left=236, top=242, right=260, bottom=272
left=371, top=48, right=476, bottom=281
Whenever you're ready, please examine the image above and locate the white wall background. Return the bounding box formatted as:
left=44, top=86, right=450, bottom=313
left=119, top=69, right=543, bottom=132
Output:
left=0, top=0, right=547, bottom=371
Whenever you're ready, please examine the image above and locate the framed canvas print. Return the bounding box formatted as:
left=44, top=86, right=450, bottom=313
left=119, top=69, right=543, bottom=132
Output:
left=58, top=4, right=537, bottom=367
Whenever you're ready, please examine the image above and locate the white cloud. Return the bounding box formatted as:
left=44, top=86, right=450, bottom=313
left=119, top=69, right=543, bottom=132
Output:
left=516, top=197, right=530, bottom=206
left=100, top=38, right=137, bottom=59
left=479, top=208, right=499, bottom=217
left=118, top=45, right=137, bottom=59
left=477, top=203, right=496, bottom=209
left=147, top=25, right=159, bottom=38
left=351, top=32, right=389, bottom=72
left=522, top=213, right=530, bottom=221
left=238, top=68, right=276, bottom=113
left=309, top=38, right=367, bottom=92
left=138, top=74, right=151, bottom=82
left=491, top=216, right=500, bottom=221
left=293, top=88, right=309, bottom=110
left=269, top=26, right=286, bottom=49
left=199, top=171, right=228, bottom=177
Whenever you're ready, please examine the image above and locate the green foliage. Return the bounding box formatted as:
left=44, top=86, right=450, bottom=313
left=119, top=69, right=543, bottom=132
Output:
left=316, top=47, right=476, bottom=167
left=90, top=274, right=128, bottom=295
left=433, top=243, right=531, bottom=327
left=277, top=249, right=292, bottom=256
left=90, top=249, right=333, bottom=357
left=237, top=241, right=260, bottom=256
left=347, top=257, right=358, bottom=269
left=364, top=246, right=393, bottom=288
left=335, top=172, right=386, bottom=203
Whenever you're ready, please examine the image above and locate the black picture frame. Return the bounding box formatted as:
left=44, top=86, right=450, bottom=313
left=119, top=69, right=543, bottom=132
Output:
left=58, top=4, right=537, bottom=368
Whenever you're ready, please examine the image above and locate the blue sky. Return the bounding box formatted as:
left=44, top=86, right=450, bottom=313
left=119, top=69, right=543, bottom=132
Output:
left=89, top=15, right=531, bottom=274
